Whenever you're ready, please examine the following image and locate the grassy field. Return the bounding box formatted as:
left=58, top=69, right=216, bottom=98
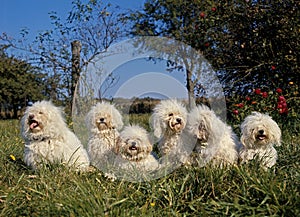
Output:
left=0, top=119, right=299, bottom=216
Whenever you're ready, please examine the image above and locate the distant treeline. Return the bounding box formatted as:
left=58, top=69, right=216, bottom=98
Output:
left=0, top=97, right=211, bottom=119
left=113, top=97, right=210, bottom=114
left=0, top=104, right=23, bottom=119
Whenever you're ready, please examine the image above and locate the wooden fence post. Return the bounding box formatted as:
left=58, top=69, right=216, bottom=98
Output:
left=71, top=40, right=82, bottom=113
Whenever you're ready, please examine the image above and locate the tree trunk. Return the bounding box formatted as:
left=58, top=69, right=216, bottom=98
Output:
left=71, top=40, right=82, bottom=113
left=13, top=105, right=18, bottom=119
left=186, top=68, right=196, bottom=110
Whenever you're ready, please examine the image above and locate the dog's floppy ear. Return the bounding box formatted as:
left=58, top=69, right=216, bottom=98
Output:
left=270, top=123, right=282, bottom=146
left=146, top=140, right=153, bottom=154
left=240, top=121, right=253, bottom=149
left=150, top=113, right=164, bottom=139
left=112, top=109, right=124, bottom=131
left=274, top=133, right=282, bottom=146
left=240, top=134, right=246, bottom=148
left=20, top=108, right=30, bottom=139
left=85, top=107, right=97, bottom=133
left=240, top=131, right=254, bottom=149
left=113, top=136, right=122, bottom=154
left=274, top=137, right=281, bottom=147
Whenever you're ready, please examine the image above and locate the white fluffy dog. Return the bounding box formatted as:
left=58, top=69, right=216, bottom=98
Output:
left=239, top=112, right=281, bottom=169
left=151, top=99, right=194, bottom=165
left=187, top=105, right=239, bottom=167
left=86, top=101, right=123, bottom=170
left=114, top=125, right=159, bottom=174
left=21, top=100, right=90, bottom=171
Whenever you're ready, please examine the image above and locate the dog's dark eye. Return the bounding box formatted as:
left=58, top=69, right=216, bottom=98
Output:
left=168, top=113, right=174, bottom=117
left=39, top=111, right=43, bottom=114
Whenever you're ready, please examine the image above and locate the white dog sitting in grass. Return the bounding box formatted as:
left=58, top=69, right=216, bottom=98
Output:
left=85, top=101, right=123, bottom=171
left=21, top=100, right=90, bottom=171
left=239, top=112, right=281, bottom=169
left=187, top=104, right=239, bottom=167
left=113, top=125, right=159, bottom=181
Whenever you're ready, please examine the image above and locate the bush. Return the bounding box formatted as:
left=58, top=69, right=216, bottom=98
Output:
left=227, top=82, right=300, bottom=135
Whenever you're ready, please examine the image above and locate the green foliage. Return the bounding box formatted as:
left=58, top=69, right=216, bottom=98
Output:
left=130, top=0, right=299, bottom=95
left=227, top=81, right=300, bottom=135
left=1, top=120, right=299, bottom=216
left=218, top=0, right=299, bottom=95
left=0, top=52, right=45, bottom=118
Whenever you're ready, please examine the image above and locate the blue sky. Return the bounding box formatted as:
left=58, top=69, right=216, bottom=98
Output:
left=1, top=0, right=217, bottom=101
left=0, top=0, right=191, bottom=100
left=0, top=0, right=144, bottom=40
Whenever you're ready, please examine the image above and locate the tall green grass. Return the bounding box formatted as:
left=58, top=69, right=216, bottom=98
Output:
left=0, top=119, right=299, bottom=216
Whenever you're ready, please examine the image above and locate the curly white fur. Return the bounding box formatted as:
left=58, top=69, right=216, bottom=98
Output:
left=21, top=100, right=90, bottom=171
left=239, top=112, right=281, bottom=169
left=114, top=125, right=159, bottom=172
left=86, top=101, right=123, bottom=169
left=187, top=105, right=239, bottom=167
left=150, top=99, right=193, bottom=165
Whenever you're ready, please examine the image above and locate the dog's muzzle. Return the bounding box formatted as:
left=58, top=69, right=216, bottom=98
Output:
left=256, top=130, right=267, bottom=140
left=28, top=114, right=39, bottom=130
left=170, top=117, right=183, bottom=129
left=97, top=118, right=106, bottom=124
left=129, top=142, right=138, bottom=151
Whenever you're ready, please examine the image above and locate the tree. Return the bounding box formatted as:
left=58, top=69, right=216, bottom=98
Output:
left=0, top=0, right=128, bottom=114
left=129, top=0, right=299, bottom=97
left=129, top=0, right=220, bottom=107
left=212, top=0, right=299, bottom=95
left=0, top=48, right=45, bottom=118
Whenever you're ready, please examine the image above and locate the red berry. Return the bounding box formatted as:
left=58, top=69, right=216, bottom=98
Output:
left=211, top=7, right=216, bottom=12
left=277, top=104, right=283, bottom=109
left=282, top=107, right=288, bottom=114
left=262, top=92, right=268, bottom=98
left=279, top=107, right=288, bottom=114
left=245, top=96, right=251, bottom=101
left=233, top=110, right=239, bottom=115
left=238, top=103, right=244, bottom=108
left=278, top=96, right=285, bottom=102
left=271, top=65, right=276, bottom=70
left=276, top=88, right=282, bottom=93
left=254, top=88, right=261, bottom=95
left=204, top=42, right=210, bottom=47
left=200, top=12, right=205, bottom=18
left=281, top=102, right=287, bottom=107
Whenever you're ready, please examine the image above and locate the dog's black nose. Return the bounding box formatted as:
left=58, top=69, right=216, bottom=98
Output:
left=100, top=118, right=105, bottom=122
left=176, top=118, right=182, bottom=123
left=258, top=130, right=264, bottom=134
left=29, top=114, right=34, bottom=119
left=131, top=141, right=137, bottom=146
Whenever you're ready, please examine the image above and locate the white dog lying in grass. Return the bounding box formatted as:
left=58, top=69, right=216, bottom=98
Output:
left=187, top=105, right=239, bottom=167
left=21, top=100, right=90, bottom=171
left=239, top=112, right=281, bottom=169
left=113, top=125, right=159, bottom=181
